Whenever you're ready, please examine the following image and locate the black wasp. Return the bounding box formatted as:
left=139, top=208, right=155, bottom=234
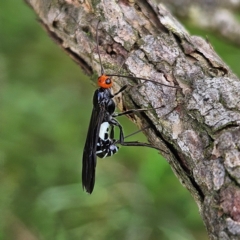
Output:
left=82, top=21, right=179, bottom=194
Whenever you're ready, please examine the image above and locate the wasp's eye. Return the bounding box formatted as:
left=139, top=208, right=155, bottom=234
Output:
left=98, top=75, right=113, bottom=88
left=106, top=78, right=111, bottom=85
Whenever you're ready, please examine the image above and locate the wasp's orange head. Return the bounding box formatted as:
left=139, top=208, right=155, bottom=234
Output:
left=98, top=75, right=113, bottom=89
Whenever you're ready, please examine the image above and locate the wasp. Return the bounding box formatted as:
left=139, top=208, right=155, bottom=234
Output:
left=82, top=21, right=179, bottom=193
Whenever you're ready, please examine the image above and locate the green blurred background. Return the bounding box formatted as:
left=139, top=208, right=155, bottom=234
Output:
left=1, top=1, right=240, bottom=240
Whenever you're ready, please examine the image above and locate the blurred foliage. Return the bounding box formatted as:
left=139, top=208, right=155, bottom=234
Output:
left=1, top=1, right=240, bottom=240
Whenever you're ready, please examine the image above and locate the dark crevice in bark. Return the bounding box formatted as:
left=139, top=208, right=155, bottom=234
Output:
left=65, top=48, right=93, bottom=75
left=226, top=172, right=240, bottom=188
left=194, top=50, right=229, bottom=77
left=40, top=20, right=63, bottom=45
left=138, top=0, right=166, bottom=32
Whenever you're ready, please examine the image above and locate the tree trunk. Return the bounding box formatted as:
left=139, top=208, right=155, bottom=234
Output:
left=25, top=0, right=240, bottom=239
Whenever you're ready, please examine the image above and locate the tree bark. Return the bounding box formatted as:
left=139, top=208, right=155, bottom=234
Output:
left=25, top=0, right=240, bottom=239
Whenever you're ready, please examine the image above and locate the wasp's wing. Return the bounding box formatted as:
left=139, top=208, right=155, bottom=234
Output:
left=82, top=106, right=105, bottom=193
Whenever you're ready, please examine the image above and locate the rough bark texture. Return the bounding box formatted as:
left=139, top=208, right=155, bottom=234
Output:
left=25, top=0, right=240, bottom=239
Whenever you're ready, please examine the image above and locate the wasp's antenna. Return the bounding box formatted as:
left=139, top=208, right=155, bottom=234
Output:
left=107, top=74, right=180, bottom=89
left=96, top=20, right=104, bottom=75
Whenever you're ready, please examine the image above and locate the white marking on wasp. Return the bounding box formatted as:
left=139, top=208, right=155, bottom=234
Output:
left=99, top=122, right=110, bottom=140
